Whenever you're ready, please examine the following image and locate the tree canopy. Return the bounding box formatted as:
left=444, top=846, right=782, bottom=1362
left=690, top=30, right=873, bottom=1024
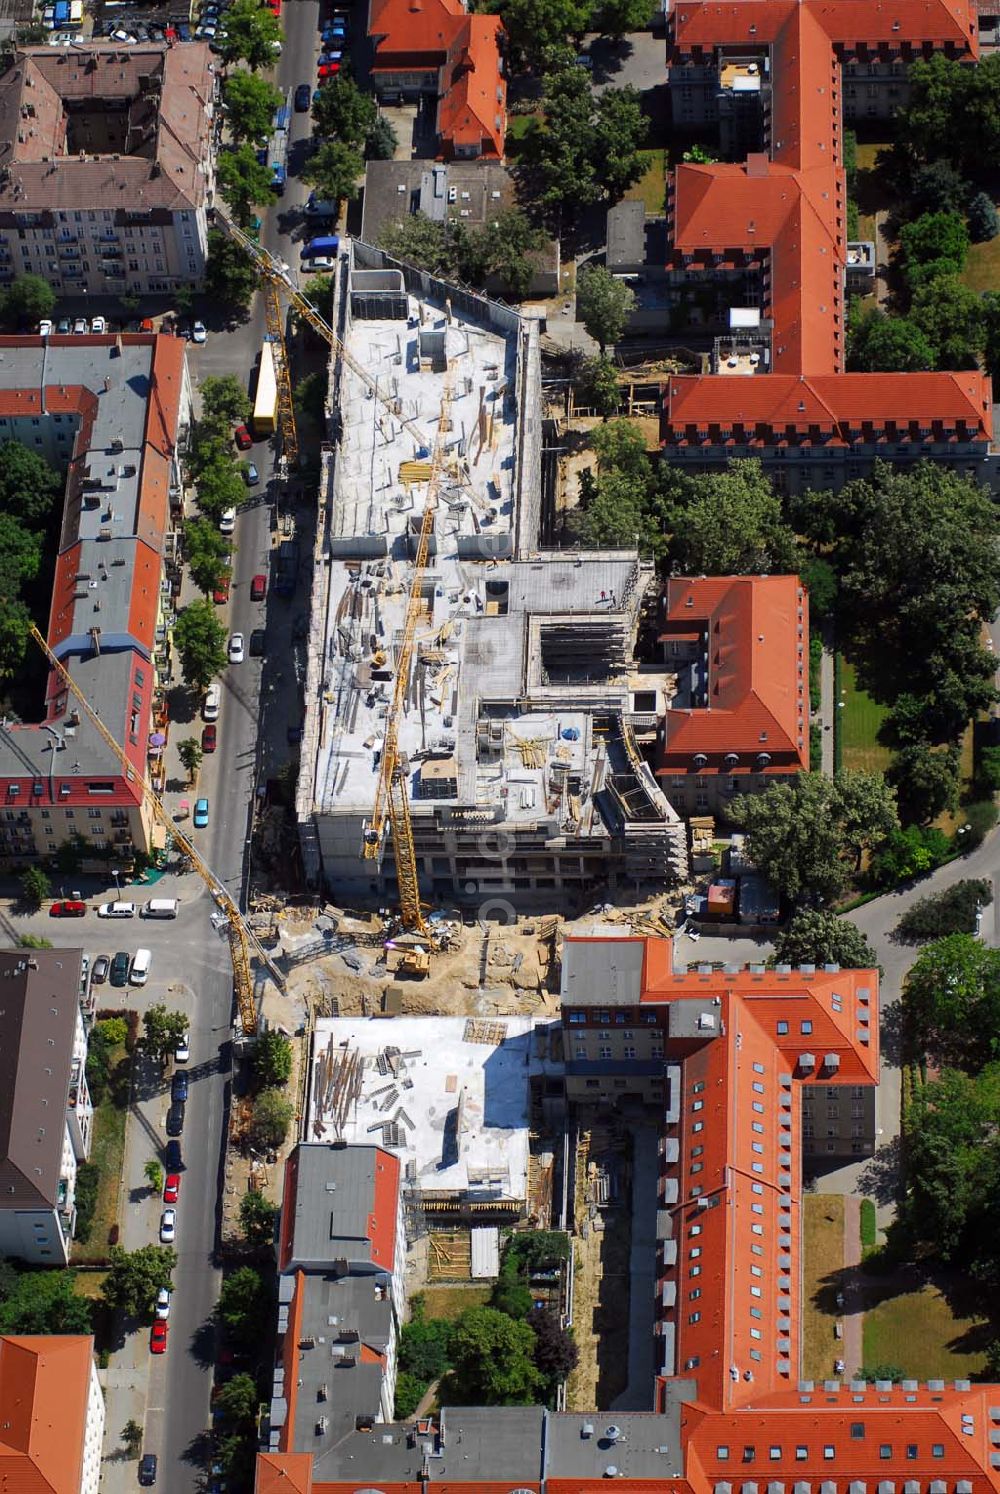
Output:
left=772, top=909, right=879, bottom=970
left=223, top=71, right=282, bottom=143
left=239, top=1191, right=279, bottom=1247
left=0, top=439, right=62, bottom=524
left=302, top=140, right=364, bottom=205
left=101, top=1245, right=176, bottom=1318
left=576, top=265, right=634, bottom=352
left=216, top=0, right=282, bottom=69
left=525, top=68, right=646, bottom=218
left=200, top=375, right=252, bottom=431
left=847, top=307, right=935, bottom=373
left=886, top=742, right=960, bottom=825
left=732, top=771, right=898, bottom=904
left=205, top=230, right=257, bottom=313
left=312, top=74, right=377, bottom=145
left=378, top=209, right=546, bottom=301
left=142, top=1005, right=189, bottom=1066
left=0, top=1263, right=92, bottom=1334
left=661, top=458, right=801, bottom=575
left=248, top=1087, right=293, bottom=1149
left=218, top=1265, right=271, bottom=1348
left=444, top=1306, right=543, bottom=1405
left=896, top=880, right=992, bottom=944
left=899, top=210, right=969, bottom=290
left=253, top=1031, right=293, bottom=1089
left=904, top=935, right=1000, bottom=1071
left=216, top=144, right=277, bottom=227
left=174, top=600, right=228, bottom=692
left=0, top=274, right=55, bottom=329
left=485, top=0, right=591, bottom=69
left=185, top=516, right=231, bottom=597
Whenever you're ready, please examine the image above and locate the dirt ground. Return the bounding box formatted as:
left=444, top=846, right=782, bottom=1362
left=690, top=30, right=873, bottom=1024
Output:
left=566, top=1120, right=632, bottom=1411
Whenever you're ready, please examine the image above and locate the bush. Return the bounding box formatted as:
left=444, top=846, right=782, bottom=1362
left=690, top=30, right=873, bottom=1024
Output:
left=394, top=1370, right=426, bottom=1418
left=19, top=866, right=50, bottom=909
left=869, top=825, right=950, bottom=886
left=860, top=1197, right=878, bottom=1254
left=968, top=191, right=1000, bottom=243
left=977, top=744, right=1000, bottom=793
left=810, top=721, right=823, bottom=772
left=809, top=634, right=822, bottom=704
left=73, top=1162, right=100, bottom=1244
left=399, top=1304, right=453, bottom=1381
left=963, top=798, right=1000, bottom=849
left=895, top=879, right=991, bottom=942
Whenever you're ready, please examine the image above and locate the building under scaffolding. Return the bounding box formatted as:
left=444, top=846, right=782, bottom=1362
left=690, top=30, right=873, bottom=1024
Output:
left=305, top=1016, right=561, bottom=1226
left=295, top=241, right=688, bottom=906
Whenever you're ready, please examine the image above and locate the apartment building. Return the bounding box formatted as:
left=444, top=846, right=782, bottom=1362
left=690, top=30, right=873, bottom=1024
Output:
left=657, top=574, right=809, bottom=818
left=661, top=0, right=996, bottom=493
left=0, top=332, right=191, bottom=868
left=266, top=1143, right=405, bottom=1463
left=0, top=947, right=91, bottom=1264
left=0, top=1334, right=104, bottom=1494
left=0, top=45, right=216, bottom=296
left=367, top=0, right=506, bottom=159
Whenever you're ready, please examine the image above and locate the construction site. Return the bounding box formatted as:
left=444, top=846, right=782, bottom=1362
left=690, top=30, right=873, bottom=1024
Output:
left=295, top=241, right=688, bottom=915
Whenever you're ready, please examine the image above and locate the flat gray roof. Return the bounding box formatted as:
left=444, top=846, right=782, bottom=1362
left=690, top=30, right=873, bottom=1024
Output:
left=290, top=1271, right=392, bottom=1461
left=561, top=936, right=646, bottom=1007
left=545, top=1412, right=686, bottom=1480
left=286, top=1143, right=383, bottom=1269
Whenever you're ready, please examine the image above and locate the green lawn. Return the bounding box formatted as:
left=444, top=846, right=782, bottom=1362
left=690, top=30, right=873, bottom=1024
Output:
left=862, top=1285, right=989, bottom=1380
left=504, top=113, right=537, bottom=161
left=839, top=659, right=892, bottom=775
left=419, top=1285, right=492, bottom=1321
left=802, top=1195, right=845, bottom=1382
left=624, top=149, right=667, bottom=215
left=72, top=1046, right=130, bottom=1264
left=961, top=231, right=1000, bottom=293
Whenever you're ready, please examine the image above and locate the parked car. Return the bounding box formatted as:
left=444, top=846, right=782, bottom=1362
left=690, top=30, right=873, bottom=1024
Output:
left=49, top=899, right=86, bottom=917
left=234, top=423, right=252, bottom=450
left=175, top=1031, right=190, bottom=1063
left=194, top=797, right=210, bottom=828
left=164, top=1139, right=183, bottom=1171
left=249, top=629, right=266, bottom=658
left=251, top=572, right=267, bottom=601
left=155, top=1286, right=171, bottom=1319
left=56, top=317, right=71, bottom=334
left=192, top=320, right=207, bottom=342
left=38, top=318, right=53, bottom=336
left=98, top=900, right=136, bottom=918
left=243, top=461, right=259, bottom=485
left=308, top=255, right=336, bottom=270
left=219, top=506, right=236, bottom=534
left=213, top=576, right=231, bottom=605
left=139, top=1452, right=158, bottom=1485
left=110, top=951, right=130, bottom=987
left=91, top=954, right=110, bottom=985
left=91, top=315, right=107, bottom=333
left=159, top=1209, right=176, bottom=1243
left=202, top=724, right=217, bottom=754
left=166, top=1101, right=185, bottom=1137
left=294, top=81, right=312, bottom=110
left=317, top=60, right=340, bottom=76
left=72, top=316, right=88, bottom=334
left=228, top=633, right=245, bottom=664
left=150, top=1322, right=168, bottom=1355
left=171, top=1071, right=189, bottom=1103
left=163, top=1173, right=180, bottom=1203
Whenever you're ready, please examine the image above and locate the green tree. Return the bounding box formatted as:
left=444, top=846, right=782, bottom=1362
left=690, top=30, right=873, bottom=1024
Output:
left=732, top=771, right=898, bottom=904
left=249, top=1086, right=293, bottom=1149
left=399, top=1300, right=453, bottom=1380
left=195, top=450, right=247, bottom=519
left=0, top=1268, right=92, bottom=1335
left=366, top=113, right=398, bottom=160
left=185, top=515, right=231, bottom=596
left=590, top=417, right=650, bottom=476
left=101, top=1245, right=176, bottom=1318
left=0, top=515, right=42, bottom=596
left=899, top=210, right=969, bottom=288
left=968, top=191, right=1000, bottom=242
left=896, top=879, right=993, bottom=943
left=0, top=440, right=62, bottom=525
left=0, top=273, right=55, bottom=328
left=141, top=1005, right=190, bottom=1067
left=301, top=139, right=364, bottom=205
left=239, top=1190, right=279, bottom=1247
left=857, top=1363, right=907, bottom=1383
left=294, top=369, right=328, bottom=429
left=312, top=74, right=378, bottom=147
left=445, top=1306, right=542, bottom=1405
left=173, top=599, right=228, bottom=692
left=253, top=1031, right=293, bottom=1088
left=218, top=1265, right=270, bottom=1347
left=593, top=0, right=653, bottom=34
left=490, top=1260, right=533, bottom=1318
left=571, top=468, right=644, bottom=549
left=217, top=0, right=282, bottom=69
left=887, top=742, right=961, bottom=825
left=530, top=1306, right=578, bottom=1382
left=144, top=1159, right=164, bottom=1194
left=121, top=1420, right=144, bottom=1457
left=223, top=71, right=283, bottom=143
left=576, top=354, right=619, bottom=416
left=215, top=1372, right=260, bottom=1428
left=0, top=598, right=31, bottom=680
left=19, top=935, right=52, bottom=948
left=205, top=230, right=257, bottom=313
left=661, top=458, right=801, bottom=576
left=379, top=214, right=452, bottom=276
left=486, top=0, right=592, bottom=69
left=904, top=934, right=1000, bottom=1069
left=576, top=264, right=634, bottom=352
left=847, top=307, right=935, bottom=373
left=772, top=909, right=879, bottom=970
left=869, top=823, right=950, bottom=886
left=200, top=374, right=252, bottom=431
left=177, top=737, right=203, bottom=781
left=19, top=866, right=50, bottom=910
left=910, top=274, right=986, bottom=368
left=530, top=69, right=645, bottom=216
left=907, top=158, right=970, bottom=217
left=216, top=143, right=278, bottom=227
left=394, top=1371, right=426, bottom=1418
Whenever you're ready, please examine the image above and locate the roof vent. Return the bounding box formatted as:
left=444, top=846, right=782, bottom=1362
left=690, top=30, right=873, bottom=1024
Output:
left=606, top=1428, right=622, bottom=1444
left=604, top=1469, right=619, bottom=1479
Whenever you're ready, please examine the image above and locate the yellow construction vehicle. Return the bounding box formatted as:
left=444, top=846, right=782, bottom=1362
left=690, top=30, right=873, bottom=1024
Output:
left=29, top=625, right=282, bottom=1035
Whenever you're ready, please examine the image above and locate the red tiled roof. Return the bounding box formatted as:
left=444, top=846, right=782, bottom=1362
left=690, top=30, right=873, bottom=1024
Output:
left=658, top=575, right=808, bottom=774
left=369, top=1146, right=400, bottom=1270
left=256, top=1452, right=315, bottom=1494
left=664, top=0, right=988, bottom=443
left=0, top=1335, right=93, bottom=1493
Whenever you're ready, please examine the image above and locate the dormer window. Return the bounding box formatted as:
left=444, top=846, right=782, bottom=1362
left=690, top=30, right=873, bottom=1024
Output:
left=756, top=752, right=772, bottom=769
left=693, top=753, right=708, bottom=769
left=724, top=753, right=739, bottom=768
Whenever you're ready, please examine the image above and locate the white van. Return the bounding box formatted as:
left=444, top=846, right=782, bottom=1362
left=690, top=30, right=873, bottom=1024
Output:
left=130, top=948, right=151, bottom=985
left=142, top=898, right=179, bottom=919
left=202, top=683, right=221, bottom=722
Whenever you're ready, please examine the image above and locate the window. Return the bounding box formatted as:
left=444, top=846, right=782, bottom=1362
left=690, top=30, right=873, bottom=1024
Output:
left=750, top=1286, right=762, bottom=1298
left=574, top=1047, right=587, bottom=1060
left=598, top=1046, right=612, bottom=1060
left=850, top=1424, right=864, bottom=1440
left=752, top=1122, right=764, bottom=1134
left=932, top=1446, right=944, bottom=1459
left=824, top=1447, right=835, bottom=1461
left=692, top=1099, right=704, bottom=1111
left=777, top=1020, right=788, bottom=1035
left=690, top=1246, right=701, bottom=1259
left=716, top=1447, right=729, bottom=1462
left=692, top=1121, right=703, bottom=1133
left=880, top=1446, right=892, bottom=1461
left=750, top=1264, right=762, bottom=1277
left=691, top=1161, right=703, bottom=1174
left=688, top=1311, right=701, bottom=1324
left=752, top=1062, right=765, bottom=1074
left=906, top=1446, right=917, bottom=1461
left=795, top=1448, right=807, bottom=1462
left=690, top=1265, right=701, bottom=1277
left=689, top=1287, right=702, bottom=1300
left=801, top=1020, right=813, bottom=1035
left=769, top=1447, right=781, bottom=1462
left=742, top=1447, right=755, bottom=1464
left=752, top=1081, right=765, bottom=1094
left=624, top=1046, right=636, bottom=1059
left=693, top=1080, right=705, bottom=1093
left=752, top=1101, right=764, bottom=1114
left=568, top=1011, right=585, bottom=1024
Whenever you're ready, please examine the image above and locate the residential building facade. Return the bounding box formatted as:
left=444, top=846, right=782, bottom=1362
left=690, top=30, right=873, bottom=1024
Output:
left=0, top=947, right=91, bottom=1264
left=0, top=332, right=192, bottom=868
left=0, top=1334, right=104, bottom=1494
left=661, top=0, right=996, bottom=492
left=0, top=45, right=216, bottom=296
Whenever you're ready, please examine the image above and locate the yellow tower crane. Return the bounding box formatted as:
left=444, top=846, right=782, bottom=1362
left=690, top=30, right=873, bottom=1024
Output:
left=212, top=213, right=474, bottom=936
left=29, top=625, right=283, bottom=1035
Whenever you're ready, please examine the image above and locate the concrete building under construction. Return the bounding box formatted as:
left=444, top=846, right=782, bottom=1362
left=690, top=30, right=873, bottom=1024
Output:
left=296, top=241, right=688, bottom=908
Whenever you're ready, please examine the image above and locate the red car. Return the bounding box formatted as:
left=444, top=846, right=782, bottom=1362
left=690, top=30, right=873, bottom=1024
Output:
left=234, top=423, right=252, bottom=451
left=317, top=61, right=340, bottom=76
left=213, top=577, right=231, bottom=605
left=202, top=724, right=217, bottom=754
left=251, top=573, right=267, bottom=602
left=150, top=1322, right=168, bottom=1354
left=50, top=899, right=86, bottom=917
left=163, top=1173, right=180, bottom=1203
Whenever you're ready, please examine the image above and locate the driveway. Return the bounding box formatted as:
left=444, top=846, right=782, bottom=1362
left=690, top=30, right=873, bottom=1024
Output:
left=582, top=30, right=666, bottom=95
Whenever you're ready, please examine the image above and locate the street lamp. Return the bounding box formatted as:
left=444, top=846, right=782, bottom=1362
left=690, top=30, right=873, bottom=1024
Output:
left=111, top=867, right=121, bottom=897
